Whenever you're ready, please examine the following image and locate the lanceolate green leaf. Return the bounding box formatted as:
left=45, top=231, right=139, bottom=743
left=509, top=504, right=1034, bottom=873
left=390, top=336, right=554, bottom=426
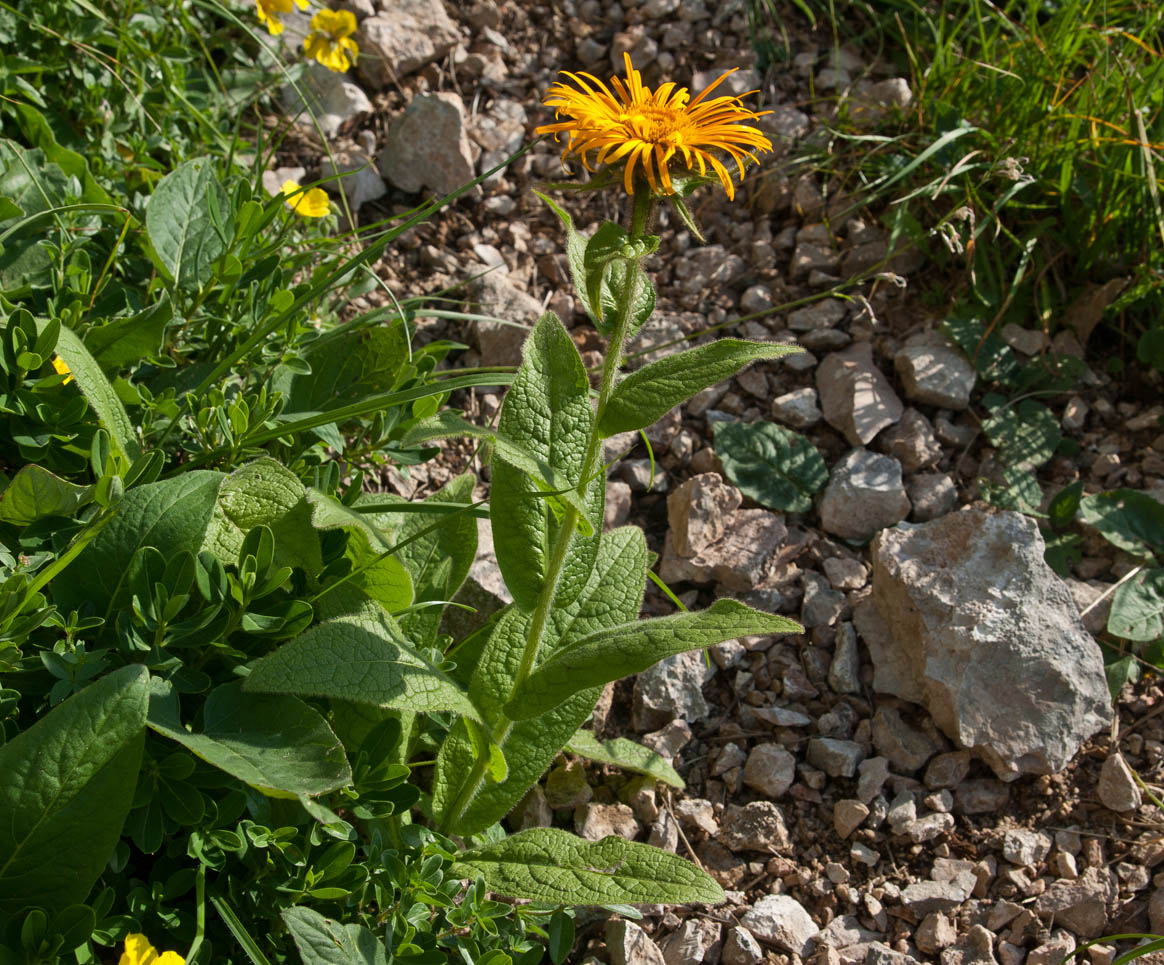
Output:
left=0, top=664, right=148, bottom=915
left=52, top=472, right=225, bottom=620
left=0, top=463, right=94, bottom=525
left=452, top=828, right=724, bottom=906
left=506, top=599, right=802, bottom=720
left=599, top=340, right=801, bottom=438
left=53, top=325, right=141, bottom=464
left=145, top=157, right=231, bottom=291
left=1108, top=567, right=1164, bottom=642
left=243, top=607, right=481, bottom=722
left=82, top=297, right=171, bottom=373
left=148, top=680, right=351, bottom=799
left=566, top=730, right=684, bottom=788
left=491, top=312, right=593, bottom=610
left=433, top=528, right=648, bottom=835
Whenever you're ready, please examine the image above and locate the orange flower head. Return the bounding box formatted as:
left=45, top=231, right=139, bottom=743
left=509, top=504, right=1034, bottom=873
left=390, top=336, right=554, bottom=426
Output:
left=535, top=53, right=773, bottom=199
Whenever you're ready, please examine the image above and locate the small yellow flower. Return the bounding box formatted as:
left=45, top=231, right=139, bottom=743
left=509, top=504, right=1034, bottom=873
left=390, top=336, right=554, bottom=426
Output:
left=282, top=179, right=331, bottom=218
left=50, top=356, right=73, bottom=384
left=303, top=9, right=359, bottom=73
left=119, top=933, right=185, bottom=965
left=536, top=52, right=774, bottom=199
left=255, top=0, right=308, bottom=37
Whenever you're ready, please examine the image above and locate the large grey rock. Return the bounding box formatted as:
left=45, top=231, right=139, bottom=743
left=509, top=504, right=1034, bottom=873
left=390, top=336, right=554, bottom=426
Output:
left=356, top=0, right=460, bottom=87
left=380, top=92, right=477, bottom=196
left=281, top=62, right=373, bottom=139
left=819, top=449, right=911, bottom=541
left=741, top=895, right=819, bottom=957
left=817, top=341, right=904, bottom=445
left=894, top=331, right=976, bottom=410
left=865, top=509, right=1111, bottom=779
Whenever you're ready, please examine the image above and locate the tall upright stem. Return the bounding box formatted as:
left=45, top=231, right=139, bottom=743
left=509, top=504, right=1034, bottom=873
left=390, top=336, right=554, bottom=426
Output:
left=439, top=189, right=654, bottom=834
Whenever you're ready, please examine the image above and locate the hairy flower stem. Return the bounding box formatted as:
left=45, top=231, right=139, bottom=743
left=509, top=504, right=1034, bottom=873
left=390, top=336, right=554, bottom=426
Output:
left=439, top=189, right=653, bottom=834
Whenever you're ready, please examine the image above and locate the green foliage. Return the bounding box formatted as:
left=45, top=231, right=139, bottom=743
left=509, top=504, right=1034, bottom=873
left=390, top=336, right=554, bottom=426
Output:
left=712, top=421, right=829, bottom=513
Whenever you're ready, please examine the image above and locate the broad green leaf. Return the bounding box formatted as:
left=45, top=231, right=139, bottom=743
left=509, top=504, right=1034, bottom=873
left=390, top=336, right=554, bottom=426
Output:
left=203, top=458, right=322, bottom=575
left=1079, top=490, right=1164, bottom=560
left=712, top=421, right=828, bottom=513
left=272, top=321, right=409, bottom=417
left=243, top=606, right=481, bottom=722
left=600, top=340, right=801, bottom=437
left=0, top=664, right=148, bottom=915
left=491, top=313, right=593, bottom=610
left=145, top=158, right=231, bottom=291
left=0, top=142, right=72, bottom=289
left=389, top=474, right=478, bottom=648
left=506, top=599, right=802, bottom=720
left=12, top=103, right=111, bottom=205
left=1108, top=568, right=1164, bottom=642
left=433, top=527, right=648, bottom=835
left=282, top=907, right=388, bottom=965
left=52, top=472, right=225, bottom=620
left=82, top=297, right=171, bottom=372
left=566, top=729, right=684, bottom=788
left=148, top=679, right=351, bottom=798
left=309, top=490, right=413, bottom=614
left=452, top=828, right=724, bottom=905
left=0, top=464, right=94, bottom=525
left=535, top=191, right=593, bottom=321
left=1104, top=652, right=1140, bottom=700
left=982, top=398, right=1061, bottom=470
left=52, top=325, right=141, bottom=464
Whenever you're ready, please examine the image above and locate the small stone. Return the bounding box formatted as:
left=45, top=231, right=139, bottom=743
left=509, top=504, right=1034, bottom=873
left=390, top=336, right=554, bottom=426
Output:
left=828, top=622, right=862, bottom=694
left=1027, top=932, right=1076, bottom=965
left=817, top=342, right=904, bottom=445
left=819, top=449, right=911, bottom=542
left=575, top=803, right=641, bottom=841
left=1001, top=323, right=1049, bottom=356
left=1052, top=852, right=1078, bottom=879
left=641, top=720, right=694, bottom=761
left=807, top=738, right=866, bottom=778
left=742, top=743, right=797, bottom=799
left=468, top=272, right=542, bottom=366
left=873, top=706, right=944, bottom=772
left=955, top=779, right=1010, bottom=814
left=908, top=472, right=959, bottom=522
left=851, top=841, right=879, bottom=866
left=788, top=298, right=846, bottom=331
left=649, top=810, right=679, bottom=852
left=894, top=331, right=976, bottom=410
left=910, top=812, right=955, bottom=843
left=741, top=895, right=820, bottom=957
left=605, top=480, right=633, bottom=530
left=712, top=742, right=748, bottom=777
left=1003, top=829, right=1053, bottom=868
left=633, top=651, right=716, bottom=730
left=879, top=408, right=943, bottom=473
left=673, top=798, right=718, bottom=837
left=901, top=878, right=974, bottom=917
left=824, top=558, right=867, bottom=590
left=659, top=919, right=722, bottom=965
left=667, top=473, right=742, bottom=557
left=740, top=284, right=774, bottom=314
left=659, top=510, right=787, bottom=592
left=607, top=919, right=667, bottom=965
left=281, top=64, right=372, bottom=140
left=544, top=760, right=592, bottom=810
left=925, top=751, right=972, bottom=789
left=833, top=799, right=870, bottom=838
left=1097, top=752, right=1142, bottom=812
left=938, top=925, right=998, bottom=965
left=722, top=926, right=764, bottom=965
left=857, top=756, right=891, bottom=804
left=752, top=704, right=814, bottom=728
left=719, top=801, right=791, bottom=853
left=380, top=92, right=477, bottom=195
left=887, top=792, right=917, bottom=835
left=772, top=387, right=823, bottom=428
left=323, top=149, right=386, bottom=210
left=801, top=572, right=847, bottom=628
left=1149, top=888, right=1164, bottom=933
left=1033, top=867, right=1116, bottom=938
left=515, top=785, right=552, bottom=830
left=924, top=789, right=954, bottom=813
left=915, top=911, right=957, bottom=954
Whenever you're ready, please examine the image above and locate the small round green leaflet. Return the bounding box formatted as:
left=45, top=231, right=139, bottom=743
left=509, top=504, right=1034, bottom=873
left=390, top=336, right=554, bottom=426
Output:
left=712, top=421, right=829, bottom=513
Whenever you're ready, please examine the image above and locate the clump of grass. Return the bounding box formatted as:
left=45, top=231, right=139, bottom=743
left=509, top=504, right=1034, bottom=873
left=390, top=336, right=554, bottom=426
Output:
left=752, top=0, right=1164, bottom=371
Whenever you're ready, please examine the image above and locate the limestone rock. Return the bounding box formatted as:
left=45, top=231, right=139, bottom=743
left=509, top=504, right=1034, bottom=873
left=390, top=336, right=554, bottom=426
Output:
left=659, top=510, right=788, bottom=591
left=357, top=0, right=461, bottom=87
left=1033, top=867, right=1116, bottom=938
left=467, top=272, right=540, bottom=367
left=575, top=802, right=641, bottom=842
left=866, top=509, right=1111, bottom=779
left=1097, top=752, right=1142, bottom=812
left=819, top=449, right=911, bottom=541
left=741, top=743, right=796, bottom=799
left=281, top=62, right=372, bottom=139
left=322, top=149, right=386, bottom=210
left=878, top=408, right=942, bottom=473
left=380, top=92, right=477, bottom=196
left=659, top=919, right=722, bottom=965
left=894, top=331, right=976, bottom=410
left=608, top=920, right=667, bottom=965
left=632, top=650, right=716, bottom=731
left=721, top=926, right=764, bottom=965
left=741, top=895, right=819, bottom=957
left=718, top=801, right=791, bottom=853
left=817, top=341, right=904, bottom=445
